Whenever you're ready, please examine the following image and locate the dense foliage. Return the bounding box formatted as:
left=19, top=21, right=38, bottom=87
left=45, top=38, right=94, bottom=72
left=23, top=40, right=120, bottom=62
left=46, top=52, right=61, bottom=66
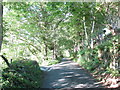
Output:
left=1, top=59, right=43, bottom=88
left=0, top=2, right=119, bottom=88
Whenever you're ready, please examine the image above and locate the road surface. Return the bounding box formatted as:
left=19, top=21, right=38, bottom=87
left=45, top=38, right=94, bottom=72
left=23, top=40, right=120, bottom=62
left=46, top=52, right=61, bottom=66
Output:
left=42, top=59, right=103, bottom=88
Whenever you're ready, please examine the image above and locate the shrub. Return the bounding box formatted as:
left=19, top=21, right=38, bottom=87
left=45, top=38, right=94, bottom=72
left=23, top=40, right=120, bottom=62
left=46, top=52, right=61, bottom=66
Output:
left=48, top=60, right=59, bottom=65
left=1, top=59, right=43, bottom=88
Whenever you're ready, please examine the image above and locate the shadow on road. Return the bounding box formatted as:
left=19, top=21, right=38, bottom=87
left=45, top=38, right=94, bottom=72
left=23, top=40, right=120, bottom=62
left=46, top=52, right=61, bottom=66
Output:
left=42, top=58, right=104, bottom=88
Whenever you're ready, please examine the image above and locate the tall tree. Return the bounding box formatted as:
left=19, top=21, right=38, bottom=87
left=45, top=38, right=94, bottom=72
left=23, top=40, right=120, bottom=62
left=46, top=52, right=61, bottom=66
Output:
left=0, top=0, right=3, bottom=51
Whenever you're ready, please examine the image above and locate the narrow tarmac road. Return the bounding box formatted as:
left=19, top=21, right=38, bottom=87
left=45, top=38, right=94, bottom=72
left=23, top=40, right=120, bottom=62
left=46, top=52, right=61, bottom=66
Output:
left=42, top=59, right=103, bottom=88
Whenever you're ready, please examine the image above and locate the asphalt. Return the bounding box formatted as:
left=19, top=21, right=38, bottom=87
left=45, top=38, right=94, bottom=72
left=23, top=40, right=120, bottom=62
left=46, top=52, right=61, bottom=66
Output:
left=42, top=59, right=103, bottom=88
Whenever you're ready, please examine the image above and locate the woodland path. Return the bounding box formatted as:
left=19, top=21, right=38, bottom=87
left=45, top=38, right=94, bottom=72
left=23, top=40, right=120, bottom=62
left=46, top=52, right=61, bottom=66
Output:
left=42, top=58, right=103, bottom=88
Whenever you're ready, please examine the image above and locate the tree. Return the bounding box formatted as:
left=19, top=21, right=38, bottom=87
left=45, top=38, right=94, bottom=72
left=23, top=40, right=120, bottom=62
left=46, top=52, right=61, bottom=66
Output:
left=0, top=0, right=3, bottom=51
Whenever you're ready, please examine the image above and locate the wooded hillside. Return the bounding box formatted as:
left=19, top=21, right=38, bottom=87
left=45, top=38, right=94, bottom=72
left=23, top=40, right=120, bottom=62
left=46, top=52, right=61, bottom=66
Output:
left=0, top=2, right=120, bottom=88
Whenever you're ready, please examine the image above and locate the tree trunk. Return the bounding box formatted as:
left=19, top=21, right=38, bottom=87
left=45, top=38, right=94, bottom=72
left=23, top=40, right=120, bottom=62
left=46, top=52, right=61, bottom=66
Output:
left=44, top=43, right=48, bottom=60
left=83, top=17, right=88, bottom=41
left=0, top=2, right=11, bottom=68
left=53, top=44, right=55, bottom=60
left=90, top=21, right=95, bottom=49
left=53, top=43, right=57, bottom=60
left=118, top=2, right=120, bottom=28
left=83, top=17, right=88, bottom=47
left=53, top=48, right=55, bottom=60
left=0, top=1, right=3, bottom=51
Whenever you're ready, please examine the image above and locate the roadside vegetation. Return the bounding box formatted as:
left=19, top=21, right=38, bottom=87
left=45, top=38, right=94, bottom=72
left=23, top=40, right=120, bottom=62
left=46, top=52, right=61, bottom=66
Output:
left=1, top=59, right=43, bottom=88
left=0, top=2, right=119, bottom=88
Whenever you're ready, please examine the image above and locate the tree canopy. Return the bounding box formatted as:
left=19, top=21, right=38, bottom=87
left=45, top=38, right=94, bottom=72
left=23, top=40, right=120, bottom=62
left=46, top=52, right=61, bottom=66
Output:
left=0, top=2, right=120, bottom=88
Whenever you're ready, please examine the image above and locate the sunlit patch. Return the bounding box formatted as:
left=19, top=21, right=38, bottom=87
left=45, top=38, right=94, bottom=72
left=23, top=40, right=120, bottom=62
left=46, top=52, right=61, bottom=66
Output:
left=74, top=74, right=80, bottom=76
left=63, top=50, right=70, bottom=57
left=75, top=84, right=88, bottom=88
left=65, top=75, right=72, bottom=78
left=58, top=78, right=65, bottom=82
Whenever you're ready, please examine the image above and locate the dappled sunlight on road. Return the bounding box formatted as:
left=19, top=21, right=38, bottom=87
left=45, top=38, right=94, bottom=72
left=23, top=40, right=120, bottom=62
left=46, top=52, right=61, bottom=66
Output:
left=42, top=59, right=104, bottom=88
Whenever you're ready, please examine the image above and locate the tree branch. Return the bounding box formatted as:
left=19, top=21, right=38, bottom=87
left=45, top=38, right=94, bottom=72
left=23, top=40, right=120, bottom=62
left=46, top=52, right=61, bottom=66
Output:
left=0, top=55, right=11, bottom=67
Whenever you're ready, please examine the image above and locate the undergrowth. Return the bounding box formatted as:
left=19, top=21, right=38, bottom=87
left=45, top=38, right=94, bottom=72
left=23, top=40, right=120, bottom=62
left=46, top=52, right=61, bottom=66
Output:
left=1, top=59, right=43, bottom=88
left=74, top=35, right=120, bottom=79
